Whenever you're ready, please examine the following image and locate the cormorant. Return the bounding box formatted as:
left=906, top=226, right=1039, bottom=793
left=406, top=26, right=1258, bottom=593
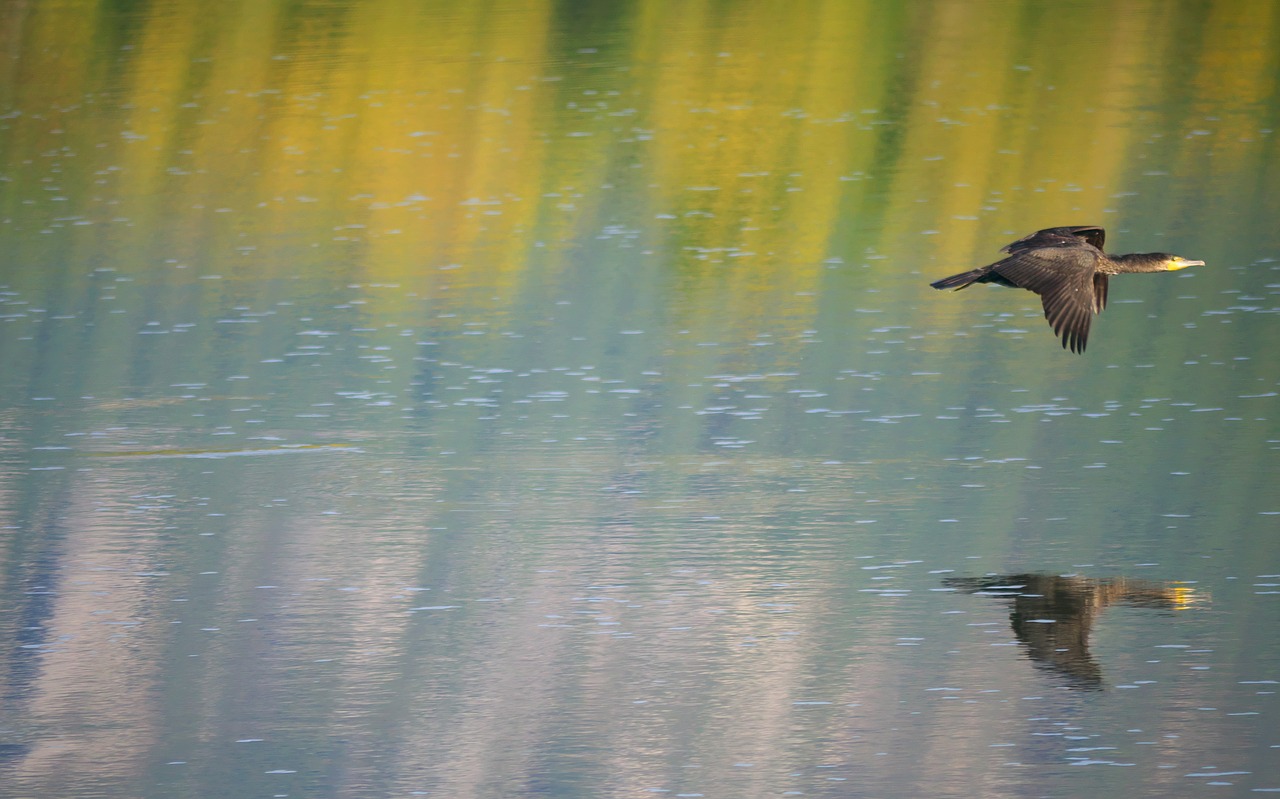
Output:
left=929, top=226, right=1205, bottom=353
left=943, top=573, right=1196, bottom=689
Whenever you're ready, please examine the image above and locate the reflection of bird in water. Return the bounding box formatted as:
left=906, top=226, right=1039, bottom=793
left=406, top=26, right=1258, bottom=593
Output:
left=929, top=226, right=1205, bottom=353
left=944, top=573, right=1196, bottom=690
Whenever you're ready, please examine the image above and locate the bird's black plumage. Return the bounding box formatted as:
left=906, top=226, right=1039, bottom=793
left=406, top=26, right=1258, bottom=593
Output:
left=930, top=226, right=1205, bottom=353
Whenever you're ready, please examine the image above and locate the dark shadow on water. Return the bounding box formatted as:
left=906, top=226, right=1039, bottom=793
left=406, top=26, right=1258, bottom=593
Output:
left=944, top=573, right=1194, bottom=690
left=0, top=741, right=31, bottom=768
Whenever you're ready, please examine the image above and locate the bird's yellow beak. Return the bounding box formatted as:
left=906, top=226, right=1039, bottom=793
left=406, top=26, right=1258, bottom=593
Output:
left=1167, top=257, right=1205, bottom=270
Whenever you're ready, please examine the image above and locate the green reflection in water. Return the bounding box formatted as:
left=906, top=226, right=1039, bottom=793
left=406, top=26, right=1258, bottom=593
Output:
left=1, top=1, right=1279, bottom=797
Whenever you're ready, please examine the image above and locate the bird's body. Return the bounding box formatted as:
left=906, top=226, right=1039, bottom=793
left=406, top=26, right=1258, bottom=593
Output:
left=930, top=226, right=1205, bottom=353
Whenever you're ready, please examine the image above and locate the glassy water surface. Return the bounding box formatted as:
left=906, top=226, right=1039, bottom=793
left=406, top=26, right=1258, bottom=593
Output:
left=1, top=1, right=1278, bottom=797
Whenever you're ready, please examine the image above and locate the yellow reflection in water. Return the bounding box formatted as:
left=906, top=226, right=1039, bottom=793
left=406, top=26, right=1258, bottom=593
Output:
left=4, top=0, right=1276, bottom=315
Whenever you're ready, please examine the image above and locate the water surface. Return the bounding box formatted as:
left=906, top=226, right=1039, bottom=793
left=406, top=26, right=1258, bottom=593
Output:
left=2, top=1, right=1279, bottom=797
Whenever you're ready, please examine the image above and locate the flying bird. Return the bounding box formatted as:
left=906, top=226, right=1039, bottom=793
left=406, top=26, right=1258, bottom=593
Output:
left=929, top=226, right=1205, bottom=353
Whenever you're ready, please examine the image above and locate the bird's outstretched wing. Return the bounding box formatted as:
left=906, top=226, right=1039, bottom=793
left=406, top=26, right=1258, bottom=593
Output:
left=991, top=247, right=1101, bottom=353
left=1001, top=225, right=1105, bottom=255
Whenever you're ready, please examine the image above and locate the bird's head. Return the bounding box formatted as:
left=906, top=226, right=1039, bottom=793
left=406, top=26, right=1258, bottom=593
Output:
left=1112, top=252, right=1208, bottom=272
left=1161, top=254, right=1206, bottom=271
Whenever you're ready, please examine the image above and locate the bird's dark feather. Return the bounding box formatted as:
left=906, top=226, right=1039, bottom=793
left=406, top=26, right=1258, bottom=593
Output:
left=1001, top=225, right=1105, bottom=255
left=1038, top=272, right=1095, bottom=353
left=983, top=247, right=1100, bottom=353
left=1093, top=273, right=1108, bottom=313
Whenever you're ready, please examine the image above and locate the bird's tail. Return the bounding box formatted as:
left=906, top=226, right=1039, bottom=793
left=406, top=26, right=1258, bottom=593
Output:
left=929, top=268, right=986, bottom=291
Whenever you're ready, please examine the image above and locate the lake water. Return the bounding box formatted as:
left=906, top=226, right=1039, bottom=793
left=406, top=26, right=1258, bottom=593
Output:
left=1, top=1, right=1278, bottom=797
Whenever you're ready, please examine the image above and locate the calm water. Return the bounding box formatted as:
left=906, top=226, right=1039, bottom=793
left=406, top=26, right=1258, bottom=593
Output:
left=1, top=1, right=1279, bottom=797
